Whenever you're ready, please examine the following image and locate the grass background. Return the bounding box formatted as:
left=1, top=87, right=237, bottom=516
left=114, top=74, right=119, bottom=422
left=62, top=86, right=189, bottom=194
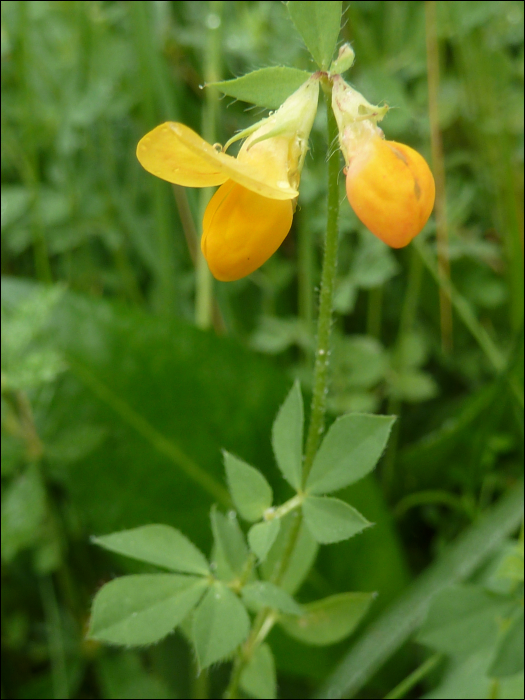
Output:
left=1, top=1, right=523, bottom=698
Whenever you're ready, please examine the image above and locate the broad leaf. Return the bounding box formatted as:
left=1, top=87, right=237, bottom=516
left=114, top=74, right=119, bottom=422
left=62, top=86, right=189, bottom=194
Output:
left=279, top=592, right=375, bottom=646
left=306, top=414, right=395, bottom=495
left=242, top=581, right=303, bottom=616
left=209, top=67, right=312, bottom=109
left=89, top=574, right=207, bottom=646
left=192, top=583, right=250, bottom=669
left=93, top=524, right=209, bottom=575
left=210, top=506, right=250, bottom=581
left=287, top=1, right=342, bottom=70
left=240, top=643, right=277, bottom=699
left=489, top=608, right=524, bottom=677
left=223, top=452, right=272, bottom=522
left=248, top=520, right=281, bottom=562
left=302, top=496, right=371, bottom=544
left=272, top=380, right=304, bottom=491
left=417, top=584, right=511, bottom=656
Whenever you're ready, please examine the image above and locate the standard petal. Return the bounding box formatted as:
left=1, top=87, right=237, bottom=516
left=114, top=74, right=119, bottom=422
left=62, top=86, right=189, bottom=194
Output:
left=136, top=122, right=228, bottom=187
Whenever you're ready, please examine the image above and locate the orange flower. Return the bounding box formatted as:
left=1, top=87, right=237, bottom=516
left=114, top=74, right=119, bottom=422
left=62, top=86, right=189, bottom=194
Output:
left=137, top=77, right=319, bottom=280
left=332, top=76, right=435, bottom=248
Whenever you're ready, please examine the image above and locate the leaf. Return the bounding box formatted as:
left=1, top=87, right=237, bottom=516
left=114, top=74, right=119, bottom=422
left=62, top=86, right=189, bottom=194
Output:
left=192, top=582, right=250, bottom=669
left=262, top=512, right=318, bottom=594
left=1, top=464, right=48, bottom=562
left=316, top=482, right=524, bottom=699
left=95, top=651, right=172, bottom=699
left=240, top=643, right=277, bottom=700
left=417, top=584, right=511, bottom=656
left=287, top=1, right=342, bottom=69
left=223, top=452, right=272, bottom=522
left=209, top=67, right=312, bottom=110
left=302, top=496, right=371, bottom=544
left=210, top=506, right=250, bottom=581
left=88, top=574, right=207, bottom=646
left=242, top=581, right=303, bottom=616
left=306, top=414, right=395, bottom=495
left=93, top=524, right=209, bottom=575
left=272, top=380, right=304, bottom=491
left=489, top=608, right=524, bottom=678
left=248, top=520, right=281, bottom=562
left=279, top=592, right=375, bottom=646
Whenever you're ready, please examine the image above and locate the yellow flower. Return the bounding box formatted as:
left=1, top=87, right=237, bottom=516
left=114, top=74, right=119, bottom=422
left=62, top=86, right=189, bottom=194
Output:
left=332, top=76, right=435, bottom=248
left=137, top=77, right=319, bottom=280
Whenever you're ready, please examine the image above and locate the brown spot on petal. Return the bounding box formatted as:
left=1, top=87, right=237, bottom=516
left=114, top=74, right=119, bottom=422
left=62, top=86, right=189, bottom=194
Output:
left=388, top=143, right=409, bottom=165
left=414, top=177, right=422, bottom=200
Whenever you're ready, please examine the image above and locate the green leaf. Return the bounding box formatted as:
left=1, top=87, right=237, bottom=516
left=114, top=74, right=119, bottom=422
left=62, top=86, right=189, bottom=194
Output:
left=287, top=1, right=342, bottom=70
left=209, top=67, right=312, bottom=109
left=210, top=506, right=250, bottom=581
left=417, top=584, right=511, bottom=656
left=248, top=520, right=281, bottom=562
left=1, top=464, right=48, bottom=562
left=192, top=582, right=250, bottom=669
left=96, top=651, right=172, bottom=699
left=262, top=512, right=318, bottom=594
left=489, top=608, right=524, bottom=677
left=223, top=452, right=273, bottom=522
left=88, top=574, right=207, bottom=646
left=93, top=524, right=209, bottom=575
left=242, top=581, right=303, bottom=616
left=302, top=496, right=371, bottom=544
left=272, top=380, right=304, bottom=491
left=279, top=592, right=375, bottom=646
left=306, top=414, right=395, bottom=495
left=240, top=643, right=277, bottom=700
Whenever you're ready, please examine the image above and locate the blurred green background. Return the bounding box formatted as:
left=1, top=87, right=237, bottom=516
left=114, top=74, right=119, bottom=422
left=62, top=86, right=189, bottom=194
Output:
left=1, top=1, right=523, bottom=698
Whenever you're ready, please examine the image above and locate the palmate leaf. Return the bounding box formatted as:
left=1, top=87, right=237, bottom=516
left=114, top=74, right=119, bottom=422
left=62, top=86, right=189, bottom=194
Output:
left=208, top=67, right=312, bottom=109
left=192, top=582, right=250, bottom=670
left=89, top=574, right=207, bottom=646
left=92, top=524, right=209, bottom=575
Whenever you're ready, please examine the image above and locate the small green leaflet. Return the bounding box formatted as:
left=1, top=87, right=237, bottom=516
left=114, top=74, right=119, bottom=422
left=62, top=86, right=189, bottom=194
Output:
left=208, top=67, right=312, bottom=109
left=242, top=581, right=303, bottom=616
left=192, top=582, right=250, bottom=669
left=287, top=1, right=342, bottom=70
left=240, top=643, right=277, bottom=700
left=306, top=414, right=395, bottom=496
left=248, top=519, right=281, bottom=562
left=223, top=451, right=272, bottom=522
left=302, top=495, right=371, bottom=544
left=489, top=608, right=524, bottom=677
left=210, top=506, right=250, bottom=582
left=89, top=574, right=207, bottom=646
left=279, top=591, right=375, bottom=646
left=92, top=524, right=209, bottom=576
left=272, top=380, right=304, bottom=491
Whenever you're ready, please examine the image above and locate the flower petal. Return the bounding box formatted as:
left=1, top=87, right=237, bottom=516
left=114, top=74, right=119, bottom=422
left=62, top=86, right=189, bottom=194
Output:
left=137, top=123, right=228, bottom=187
left=201, top=181, right=293, bottom=281
left=346, top=138, right=435, bottom=248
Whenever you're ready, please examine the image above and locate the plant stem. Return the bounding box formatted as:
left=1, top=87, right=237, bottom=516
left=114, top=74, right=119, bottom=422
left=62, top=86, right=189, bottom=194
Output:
left=224, top=81, right=342, bottom=699
left=383, top=653, right=441, bottom=699
left=195, top=1, right=223, bottom=329
left=302, top=86, right=341, bottom=484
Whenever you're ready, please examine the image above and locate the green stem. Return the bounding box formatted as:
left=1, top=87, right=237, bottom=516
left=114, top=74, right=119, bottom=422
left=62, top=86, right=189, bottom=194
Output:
left=303, top=86, right=341, bottom=484
left=383, top=653, right=441, bottom=699
left=195, top=1, right=223, bottom=329
left=225, top=82, right=342, bottom=699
